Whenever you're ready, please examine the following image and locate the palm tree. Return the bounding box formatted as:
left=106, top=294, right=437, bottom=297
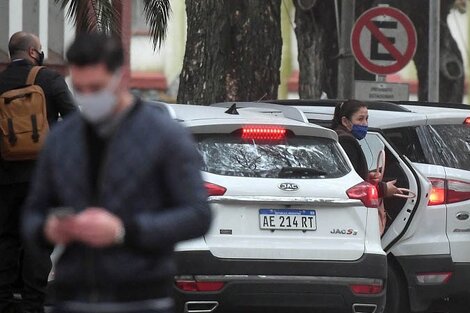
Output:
left=55, top=0, right=170, bottom=49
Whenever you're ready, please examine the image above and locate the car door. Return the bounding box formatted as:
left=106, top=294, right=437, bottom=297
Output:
left=359, top=131, right=430, bottom=251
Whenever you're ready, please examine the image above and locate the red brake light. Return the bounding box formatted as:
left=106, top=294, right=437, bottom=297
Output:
left=464, top=117, right=470, bottom=124
left=429, top=178, right=446, bottom=206
left=428, top=178, right=470, bottom=205
left=447, top=180, right=470, bottom=204
left=205, top=182, right=226, bottom=196
left=241, top=126, right=286, bottom=140
left=350, top=284, right=383, bottom=294
left=176, top=280, right=225, bottom=292
left=346, top=181, right=379, bottom=208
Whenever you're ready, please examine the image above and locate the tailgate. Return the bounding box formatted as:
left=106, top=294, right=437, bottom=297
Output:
left=204, top=195, right=368, bottom=261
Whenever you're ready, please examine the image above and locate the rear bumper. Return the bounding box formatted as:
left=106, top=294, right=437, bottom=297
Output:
left=396, top=255, right=470, bottom=311
left=174, top=251, right=387, bottom=313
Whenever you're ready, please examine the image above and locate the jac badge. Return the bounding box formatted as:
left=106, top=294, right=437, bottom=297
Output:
left=278, top=183, right=299, bottom=191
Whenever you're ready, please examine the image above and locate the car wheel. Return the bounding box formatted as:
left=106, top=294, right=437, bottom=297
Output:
left=385, top=263, right=410, bottom=313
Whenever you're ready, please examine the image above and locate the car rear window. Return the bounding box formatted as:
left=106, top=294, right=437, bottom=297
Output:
left=422, top=124, right=470, bottom=170
left=196, top=133, right=350, bottom=178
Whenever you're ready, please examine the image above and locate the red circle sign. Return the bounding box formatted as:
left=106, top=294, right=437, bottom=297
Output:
left=351, top=6, right=417, bottom=75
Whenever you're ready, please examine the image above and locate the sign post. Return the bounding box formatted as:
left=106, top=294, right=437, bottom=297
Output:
left=351, top=6, right=417, bottom=101
left=428, top=1, right=440, bottom=102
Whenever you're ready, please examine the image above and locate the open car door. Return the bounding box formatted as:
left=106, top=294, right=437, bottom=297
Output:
left=359, top=131, right=431, bottom=251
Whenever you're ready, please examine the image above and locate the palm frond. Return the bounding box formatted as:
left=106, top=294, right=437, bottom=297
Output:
left=143, top=0, right=171, bottom=49
left=54, top=0, right=119, bottom=35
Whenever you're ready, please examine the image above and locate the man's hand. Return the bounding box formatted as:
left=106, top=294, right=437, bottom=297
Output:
left=44, top=215, right=75, bottom=245
left=43, top=207, right=123, bottom=248
left=71, top=207, right=124, bottom=248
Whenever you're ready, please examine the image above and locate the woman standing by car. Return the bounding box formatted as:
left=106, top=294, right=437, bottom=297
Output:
left=332, top=99, right=400, bottom=195
left=332, top=100, right=401, bottom=232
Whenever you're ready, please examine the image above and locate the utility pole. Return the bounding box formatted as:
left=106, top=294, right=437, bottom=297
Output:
left=337, top=0, right=356, bottom=99
left=428, top=0, right=440, bottom=102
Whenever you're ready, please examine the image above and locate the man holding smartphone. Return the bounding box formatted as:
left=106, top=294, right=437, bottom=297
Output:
left=21, top=33, right=211, bottom=313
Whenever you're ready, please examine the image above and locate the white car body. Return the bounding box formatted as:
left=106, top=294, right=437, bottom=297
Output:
left=270, top=99, right=470, bottom=312
left=155, top=102, right=431, bottom=313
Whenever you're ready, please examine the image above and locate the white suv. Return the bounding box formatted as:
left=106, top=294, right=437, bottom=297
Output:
left=267, top=99, right=470, bottom=313
left=162, top=102, right=430, bottom=313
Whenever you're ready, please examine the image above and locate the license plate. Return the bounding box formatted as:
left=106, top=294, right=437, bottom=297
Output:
left=259, top=209, right=317, bottom=231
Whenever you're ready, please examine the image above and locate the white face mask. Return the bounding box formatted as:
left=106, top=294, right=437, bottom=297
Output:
left=74, top=72, right=121, bottom=124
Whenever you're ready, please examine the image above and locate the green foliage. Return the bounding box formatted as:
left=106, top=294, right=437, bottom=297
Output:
left=55, top=0, right=170, bottom=50
left=143, top=0, right=171, bottom=49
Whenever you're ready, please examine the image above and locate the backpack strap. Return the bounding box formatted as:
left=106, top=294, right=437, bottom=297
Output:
left=26, top=66, right=45, bottom=85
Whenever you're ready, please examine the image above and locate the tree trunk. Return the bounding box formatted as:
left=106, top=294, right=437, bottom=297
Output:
left=393, top=0, right=464, bottom=102
left=294, top=0, right=338, bottom=99
left=177, top=0, right=282, bottom=105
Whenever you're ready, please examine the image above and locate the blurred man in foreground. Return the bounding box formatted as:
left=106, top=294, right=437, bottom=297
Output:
left=22, top=32, right=211, bottom=313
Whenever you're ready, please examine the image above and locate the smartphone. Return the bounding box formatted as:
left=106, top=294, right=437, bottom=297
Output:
left=51, top=207, right=75, bottom=219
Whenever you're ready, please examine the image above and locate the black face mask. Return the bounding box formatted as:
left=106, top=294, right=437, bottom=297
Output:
left=33, top=49, right=44, bottom=66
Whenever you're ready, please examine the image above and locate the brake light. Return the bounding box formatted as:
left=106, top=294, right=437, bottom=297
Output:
left=346, top=182, right=379, bottom=208
left=205, top=182, right=226, bottom=196
left=464, top=117, right=470, bottom=124
left=175, top=280, right=225, bottom=292
left=429, top=178, right=446, bottom=205
left=447, top=180, right=470, bottom=204
left=350, top=283, right=383, bottom=294
left=428, top=178, right=470, bottom=205
left=241, top=126, right=286, bottom=140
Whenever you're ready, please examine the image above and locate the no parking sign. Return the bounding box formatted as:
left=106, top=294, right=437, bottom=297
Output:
left=351, top=6, right=417, bottom=75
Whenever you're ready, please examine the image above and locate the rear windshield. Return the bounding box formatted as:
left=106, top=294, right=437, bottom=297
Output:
left=196, top=134, right=350, bottom=178
left=421, top=124, right=470, bottom=170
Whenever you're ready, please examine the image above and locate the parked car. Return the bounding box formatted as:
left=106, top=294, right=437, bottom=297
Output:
left=169, top=102, right=430, bottom=313
left=266, top=99, right=470, bottom=313
left=46, top=101, right=431, bottom=313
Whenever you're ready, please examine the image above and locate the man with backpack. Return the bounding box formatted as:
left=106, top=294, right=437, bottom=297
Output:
left=0, top=32, right=76, bottom=313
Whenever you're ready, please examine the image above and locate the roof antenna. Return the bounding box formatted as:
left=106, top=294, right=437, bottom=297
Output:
left=256, top=93, right=268, bottom=102
left=225, top=103, right=239, bottom=115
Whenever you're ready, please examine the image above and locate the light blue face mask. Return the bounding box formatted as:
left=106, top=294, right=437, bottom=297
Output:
left=351, top=124, right=368, bottom=140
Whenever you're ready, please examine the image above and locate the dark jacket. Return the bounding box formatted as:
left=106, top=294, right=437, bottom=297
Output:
left=335, top=125, right=385, bottom=197
left=0, top=59, right=76, bottom=185
left=22, top=100, right=211, bottom=302
left=335, top=125, right=369, bottom=180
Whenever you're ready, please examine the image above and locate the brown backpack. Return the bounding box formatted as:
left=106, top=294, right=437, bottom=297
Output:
left=0, top=66, right=49, bottom=160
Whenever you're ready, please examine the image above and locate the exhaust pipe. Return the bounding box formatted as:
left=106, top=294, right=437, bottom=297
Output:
left=185, top=301, right=219, bottom=313
left=352, top=303, right=377, bottom=313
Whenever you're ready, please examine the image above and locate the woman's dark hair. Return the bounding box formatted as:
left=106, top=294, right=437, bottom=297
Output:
left=66, top=32, right=124, bottom=72
left=331, top=99, right=367, bottom=129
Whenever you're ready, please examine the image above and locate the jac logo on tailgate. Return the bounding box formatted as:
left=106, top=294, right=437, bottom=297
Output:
left=278, top=183, right=299, bottom=191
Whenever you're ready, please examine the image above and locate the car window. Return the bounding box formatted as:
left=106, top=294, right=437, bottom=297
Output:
left=196, top=134, right=350, bottom=178
left=420, top=124, right=470, bottom=171
left=383, top=127, right=427, bottom=163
